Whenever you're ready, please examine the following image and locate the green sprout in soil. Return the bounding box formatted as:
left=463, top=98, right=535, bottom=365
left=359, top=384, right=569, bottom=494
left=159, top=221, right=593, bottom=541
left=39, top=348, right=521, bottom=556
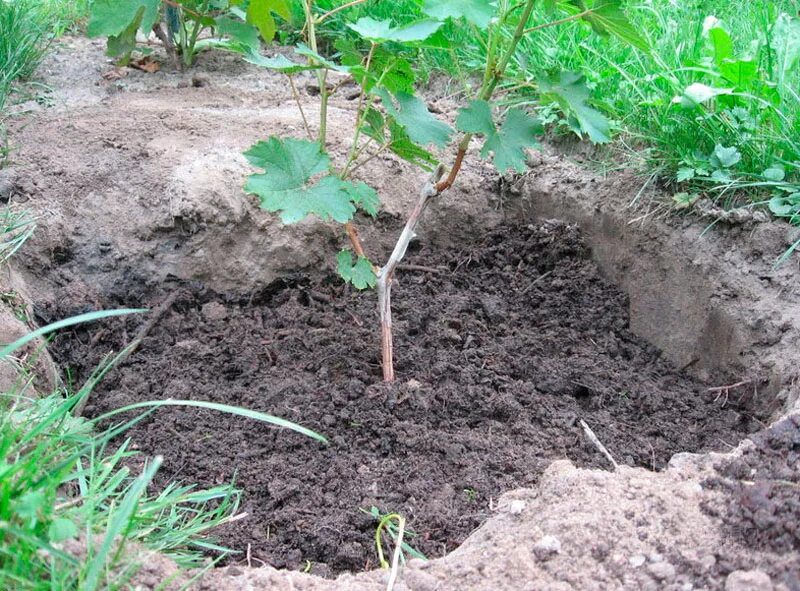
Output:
left=362, top=506, right=427, bottom=570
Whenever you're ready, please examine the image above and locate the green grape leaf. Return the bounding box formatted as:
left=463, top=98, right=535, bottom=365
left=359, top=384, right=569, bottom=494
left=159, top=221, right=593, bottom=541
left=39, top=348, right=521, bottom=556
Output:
left=247, top=0, right=290, bottom=42
left=215, top=15, right=261, bottom=50
left=538, top=72, right=610, bottom=144
left=421, top=0, right=495, bottom=28
left=371, top=52, right=416, bottom=94
left=347, top=17, right=443, bottom=43
left=361, top=107, right=386, bottom=142
left=376, top=89, right=453, bottom=149
left=337, top=251, right=377, bottom=290
left=244, top=138, right=355, bottom=224
left=342, top=181, right=380, bottom=217
left=105, top=6, right=145, bottom=64
left=572, top=0, right=648, bottom=52
left=456, top=100, right=543, bottom=173
left=386, top=119, right=438, bottom=169
left=87, top=0, right=160, bottom=37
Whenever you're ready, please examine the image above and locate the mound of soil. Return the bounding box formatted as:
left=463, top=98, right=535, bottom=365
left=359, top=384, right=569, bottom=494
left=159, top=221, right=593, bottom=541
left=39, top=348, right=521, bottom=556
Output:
left=713, top=415, right=800, bottom=553
left=45, top=221, right=760, bottom=575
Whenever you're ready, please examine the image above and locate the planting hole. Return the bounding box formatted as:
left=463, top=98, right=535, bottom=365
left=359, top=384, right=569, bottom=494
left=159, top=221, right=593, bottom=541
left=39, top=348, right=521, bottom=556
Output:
left=42, top=220, right=762, bottom=575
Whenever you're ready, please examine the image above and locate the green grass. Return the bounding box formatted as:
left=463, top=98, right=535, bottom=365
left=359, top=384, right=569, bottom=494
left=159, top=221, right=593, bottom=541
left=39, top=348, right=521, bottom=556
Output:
left=509, top=1, right=800, bottom=196
left=0, top=0, right=90, bottom=131
left=0, top=0, right=50, bottom=117
left=0, top=367, right=242, bottom=590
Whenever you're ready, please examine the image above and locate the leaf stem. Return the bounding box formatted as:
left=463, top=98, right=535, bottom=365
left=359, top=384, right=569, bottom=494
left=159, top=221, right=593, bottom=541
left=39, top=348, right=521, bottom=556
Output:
left=303, top=0, right=328, bottom=146
left=342, top=42, right=377, bottom=178
left=315, top=0, right=369, bottom=24
left=346, top=141, right=391, bottom=176
left=522, top=7, right=594, bottom=35
left=184, top=0, right=210, bottom=66
left=436, top=0, right=537, bottom=193
left=287, top=74, right=314, bottom=140
left=345, top=222, right=367, bottom=259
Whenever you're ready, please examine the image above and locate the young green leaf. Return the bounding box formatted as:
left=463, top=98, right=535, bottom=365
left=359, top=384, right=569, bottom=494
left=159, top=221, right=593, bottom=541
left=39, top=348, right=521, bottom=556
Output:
left=215, top=15, right=262, bottom=51
left=87, top=0, right=160, bottom=38
left=572, top=0, right=649, bottom=52
left=421, top=0, right=495, bottom=28
left=342, top=181, right=380, bottom=217
left=376, top=89, right=453, bottom=149
left=456, top=100, right=543, bottom=173
left=763, top=166, right=786, bottom=182
left=247, top=0, right=290, bottom=42
left=538, top=72, right=610, bottom=144
left=337, top=251, right=377, bottom=290
left=769, top=195, right=800, bottom=217
left=48, top=518, right=78, bottom=543
left=244, top=138, right=356, bottom=224
left=386, top=120, right=438, bottom=170
left=347, top=17, right=443, bottom=44
left=676, top=167, right=695, bottom=182
left=711, top=144, right=741, bottom=168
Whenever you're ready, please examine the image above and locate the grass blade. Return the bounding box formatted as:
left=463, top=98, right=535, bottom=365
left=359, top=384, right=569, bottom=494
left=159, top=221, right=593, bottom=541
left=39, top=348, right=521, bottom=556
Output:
left=0, top=309, right=146, bottom=359
left=90, top=399, right=328, bottom=444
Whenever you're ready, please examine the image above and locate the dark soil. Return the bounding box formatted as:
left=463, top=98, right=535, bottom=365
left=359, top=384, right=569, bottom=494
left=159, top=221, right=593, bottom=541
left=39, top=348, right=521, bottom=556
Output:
left=45, top=221, right=761, bottom=575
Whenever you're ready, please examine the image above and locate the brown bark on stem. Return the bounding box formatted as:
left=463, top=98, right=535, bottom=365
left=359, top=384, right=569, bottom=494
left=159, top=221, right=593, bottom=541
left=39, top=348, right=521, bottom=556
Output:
left=345, top=222, right=367, bottom=259
left=378, top=166, right=444, bottom=381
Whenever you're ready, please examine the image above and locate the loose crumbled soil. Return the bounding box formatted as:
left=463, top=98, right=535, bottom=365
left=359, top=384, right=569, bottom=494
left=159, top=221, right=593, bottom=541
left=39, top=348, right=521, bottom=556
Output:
left=45, top=221, right=760, bottom=575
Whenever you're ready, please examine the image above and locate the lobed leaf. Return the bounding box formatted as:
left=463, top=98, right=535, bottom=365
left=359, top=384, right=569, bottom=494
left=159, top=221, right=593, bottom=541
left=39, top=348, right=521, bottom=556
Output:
left=376, top=89, right=453, bottom=149
left=337, top=251, right=377, bottom=290
left=342, top=181, right=380, bottom=217
left=572, top=0, right=648, bottom=52
left=244, top=138, right=356, bottom=224
left=711, top=144, right=741, bottom=168
left=421, top=0, right=496, bottom=28
left=538, top=72, right=610, bottom=144
left=347, top=17, right=443, bottom=44
left=456, top=100, right=543, bottom=173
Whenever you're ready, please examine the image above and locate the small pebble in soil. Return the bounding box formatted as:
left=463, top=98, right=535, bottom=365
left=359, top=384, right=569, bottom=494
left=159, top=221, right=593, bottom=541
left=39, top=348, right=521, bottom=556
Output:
left=507, top=499, right=526, bottom=514
left=532, top=535, right=561, bottom=560
left=629, top=555, right=647, bottom=568
left=647, top=561, right=676, bottom=582
left=725, top=570, right=773, bottom=591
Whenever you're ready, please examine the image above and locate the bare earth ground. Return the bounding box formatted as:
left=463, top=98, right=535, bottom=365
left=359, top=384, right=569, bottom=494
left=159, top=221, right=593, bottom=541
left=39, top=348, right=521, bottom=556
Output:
left=1, top=37, right=799, bottom=589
